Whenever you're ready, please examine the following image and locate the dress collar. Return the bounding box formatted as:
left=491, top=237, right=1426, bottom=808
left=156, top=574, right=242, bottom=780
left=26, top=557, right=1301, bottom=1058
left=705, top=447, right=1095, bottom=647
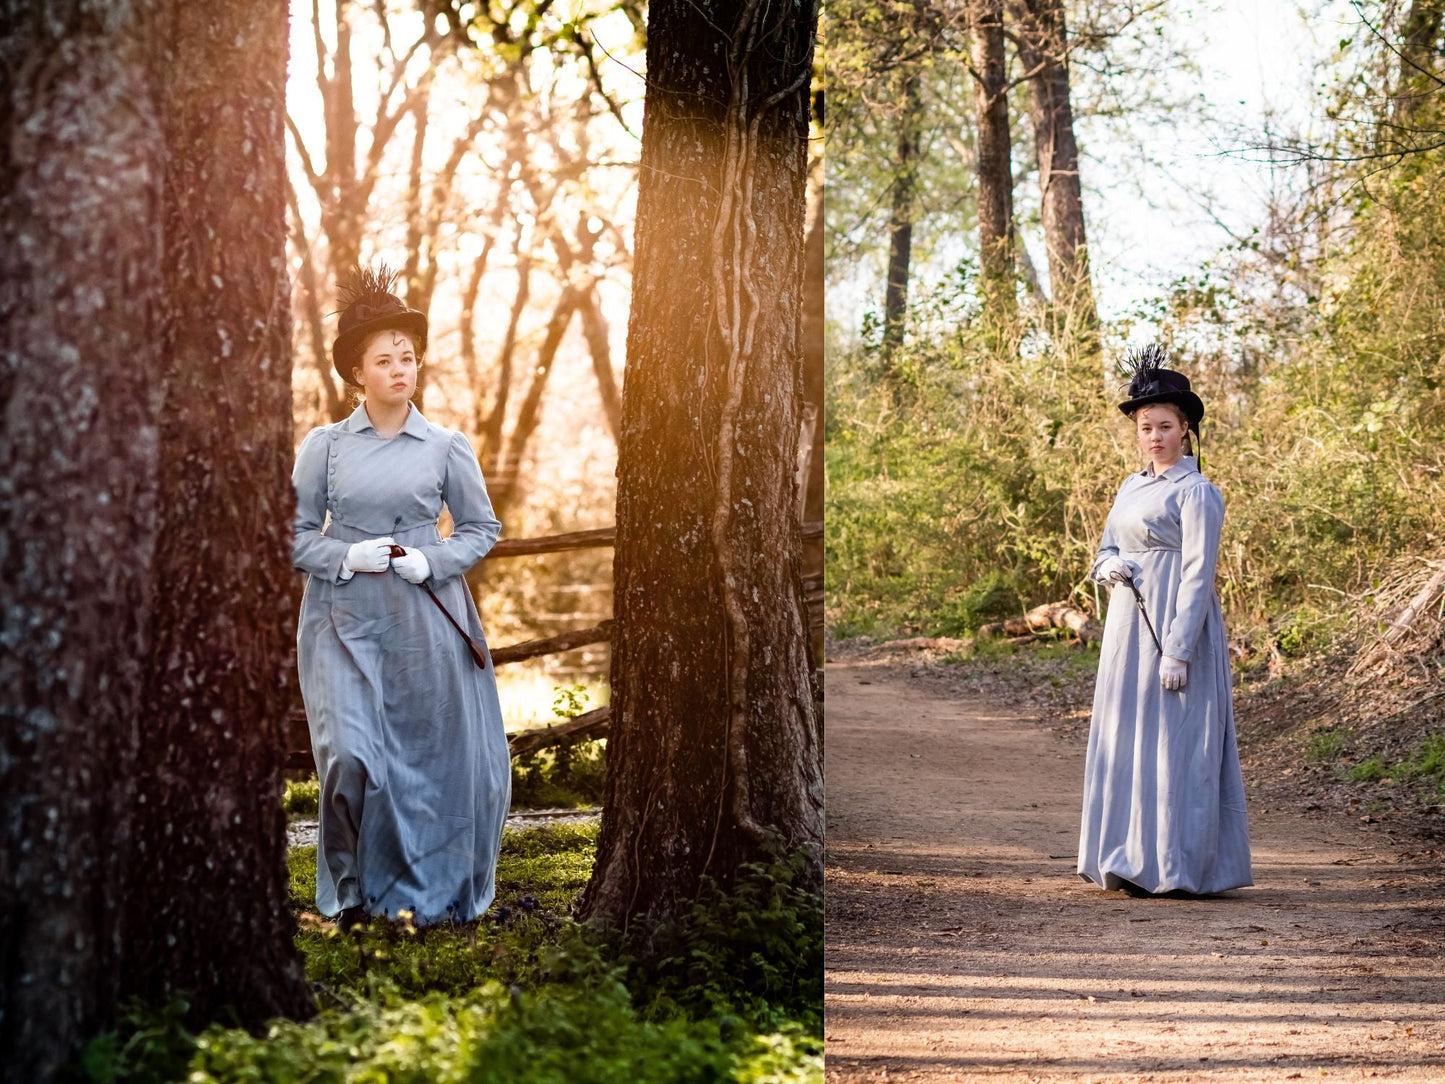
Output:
left=1142, top=455, right=1200, bottom=481
left=341, top=401, right=429, bottom=439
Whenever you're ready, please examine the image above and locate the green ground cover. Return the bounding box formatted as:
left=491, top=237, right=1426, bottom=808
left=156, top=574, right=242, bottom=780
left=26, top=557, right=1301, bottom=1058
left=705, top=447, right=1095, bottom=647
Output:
left=80, top=824, right=822, bottom=1083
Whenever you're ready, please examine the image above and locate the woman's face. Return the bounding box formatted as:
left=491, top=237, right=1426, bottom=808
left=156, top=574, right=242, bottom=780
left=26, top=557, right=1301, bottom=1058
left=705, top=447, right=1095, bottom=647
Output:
left=1135, top=404, right=1188, bottom=468
left=352, top=329, right=418, bottom=405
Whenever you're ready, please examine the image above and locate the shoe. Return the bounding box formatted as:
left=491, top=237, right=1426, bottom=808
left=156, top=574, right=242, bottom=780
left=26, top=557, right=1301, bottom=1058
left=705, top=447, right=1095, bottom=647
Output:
left=1118, top=879, right=1154, bottom=898
left=336, top=904, right=368, bottom=932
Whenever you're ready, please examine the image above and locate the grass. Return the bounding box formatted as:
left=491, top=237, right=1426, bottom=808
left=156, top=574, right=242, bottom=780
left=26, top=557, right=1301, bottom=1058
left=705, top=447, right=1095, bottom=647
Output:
left=1343, top=732, right=1445, bottom=796
left=1303, top=726, right=1350, bottom=765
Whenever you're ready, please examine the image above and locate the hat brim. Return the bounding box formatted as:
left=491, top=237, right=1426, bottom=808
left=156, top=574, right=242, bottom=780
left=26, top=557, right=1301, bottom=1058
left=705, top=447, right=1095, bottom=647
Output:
left=1118, top=390, right=1204, bottom=428
left=332, top=310, right=429, bottom=387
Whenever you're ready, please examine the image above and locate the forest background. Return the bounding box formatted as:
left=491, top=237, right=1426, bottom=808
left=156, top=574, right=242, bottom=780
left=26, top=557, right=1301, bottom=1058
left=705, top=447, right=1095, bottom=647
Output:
left=1, top=0, right=825, bottom=1078
left=825, top=0, right=1445, bottom=662
left=285, top=0, right=641, bottom=725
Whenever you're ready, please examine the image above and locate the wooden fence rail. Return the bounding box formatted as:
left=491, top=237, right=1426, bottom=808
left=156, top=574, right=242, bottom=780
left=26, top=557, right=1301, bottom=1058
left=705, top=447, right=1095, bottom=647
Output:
left=286, top=520, right=822, bottom=771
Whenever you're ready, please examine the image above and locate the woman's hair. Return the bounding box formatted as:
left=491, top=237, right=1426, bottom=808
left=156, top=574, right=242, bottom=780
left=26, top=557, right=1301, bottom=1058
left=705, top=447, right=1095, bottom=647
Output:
left=1127, top=401, right=1195, bottom=455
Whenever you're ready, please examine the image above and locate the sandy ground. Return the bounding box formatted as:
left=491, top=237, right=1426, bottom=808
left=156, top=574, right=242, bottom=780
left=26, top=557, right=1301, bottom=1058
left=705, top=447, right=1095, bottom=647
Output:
left=825, top=658, right=1445, bottom=1082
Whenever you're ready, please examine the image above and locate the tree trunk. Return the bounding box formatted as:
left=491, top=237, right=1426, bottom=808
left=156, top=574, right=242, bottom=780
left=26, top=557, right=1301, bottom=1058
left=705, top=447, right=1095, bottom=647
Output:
left=800, top=186, right=825, bottom=664
left=1394, top=0, right=1443, bottom=125
left=882, top=70, right=920, bottom=356
left=579, top=285, right=623, bottom=442
left=968, top=0, right=1017, bottom=339
left=1011, top=0, right=1099, bottom=364
left=488, top=283, right=581, bottom=520
left=576, top=0, right=824, bottom=928
left=0, top=3, right=311, bottom=1075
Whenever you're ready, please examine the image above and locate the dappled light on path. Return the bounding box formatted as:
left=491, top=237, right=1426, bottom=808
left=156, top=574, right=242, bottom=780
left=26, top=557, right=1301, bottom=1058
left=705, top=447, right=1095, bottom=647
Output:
left=825, top=659, right=1445, bottom=1082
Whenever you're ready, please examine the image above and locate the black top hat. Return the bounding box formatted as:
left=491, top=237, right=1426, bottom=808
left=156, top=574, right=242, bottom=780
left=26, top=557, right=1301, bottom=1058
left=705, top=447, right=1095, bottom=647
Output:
left=331, top=264, right=429, bottom=387
left=1117, top=344, right=1204, bottom=428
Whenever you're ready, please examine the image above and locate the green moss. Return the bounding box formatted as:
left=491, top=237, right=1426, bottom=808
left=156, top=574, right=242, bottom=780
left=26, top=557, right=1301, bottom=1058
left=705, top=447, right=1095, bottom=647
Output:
left=1343, top=733, right=1445, bottom=792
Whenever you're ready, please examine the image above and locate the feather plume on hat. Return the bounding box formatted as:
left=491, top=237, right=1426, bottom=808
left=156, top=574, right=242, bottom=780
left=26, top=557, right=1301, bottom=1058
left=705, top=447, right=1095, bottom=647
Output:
left=330, top=261, right=429, bottom=387
left=1119, top=342, right=1169, bottom=387
left=1115, top=342, right=1204, bottom=428
left=335, top=262, right=402, bottom=313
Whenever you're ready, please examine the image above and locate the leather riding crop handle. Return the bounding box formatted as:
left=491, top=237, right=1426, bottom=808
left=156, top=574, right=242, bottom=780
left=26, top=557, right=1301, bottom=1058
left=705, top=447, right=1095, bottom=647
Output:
left=387, top=544, right=489, bottom=671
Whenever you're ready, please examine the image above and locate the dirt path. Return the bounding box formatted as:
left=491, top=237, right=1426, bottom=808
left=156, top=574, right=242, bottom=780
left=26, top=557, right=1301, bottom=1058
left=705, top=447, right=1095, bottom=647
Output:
left=825, top=659, right=1445, bottom=1082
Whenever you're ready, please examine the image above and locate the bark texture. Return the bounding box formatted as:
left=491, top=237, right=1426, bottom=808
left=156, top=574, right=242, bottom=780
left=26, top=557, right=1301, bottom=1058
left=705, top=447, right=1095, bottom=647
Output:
left=576, top=0, right=824, bottom=926
left=1011, top=0, right=1098, bottom=360
left=800, top=188, right=825, bottom=664
left=968, top=0, right=1017, bottom=336
left=882, top=72, right=921, bottom=354
left=0, top=3, right=309, bottom=1076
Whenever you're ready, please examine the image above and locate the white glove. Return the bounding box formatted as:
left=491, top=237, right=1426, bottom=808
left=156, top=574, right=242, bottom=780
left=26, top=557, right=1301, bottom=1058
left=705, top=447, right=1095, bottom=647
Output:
left=1097, top=556, right=1139, bottom=584
left=340, top=536, right=395, bottom=581
left=391, top=547, right=431, bottom=585
left=1160, top=656, right=1188, bottom=691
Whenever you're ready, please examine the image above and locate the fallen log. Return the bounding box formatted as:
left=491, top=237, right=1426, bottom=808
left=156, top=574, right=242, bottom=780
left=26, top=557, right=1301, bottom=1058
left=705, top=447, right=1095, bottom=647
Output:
left=490, top=620, right=614, bottom=666
left=979, top=602, right=1102, bottom=643
left=507, top=706, right=611, bottom=757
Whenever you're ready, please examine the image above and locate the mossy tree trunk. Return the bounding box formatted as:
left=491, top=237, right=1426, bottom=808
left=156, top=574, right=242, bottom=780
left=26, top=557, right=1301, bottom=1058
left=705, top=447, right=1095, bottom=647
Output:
left=576, top=0, right=824, bottom=927
left=0, top=2, right=311, bottom=1076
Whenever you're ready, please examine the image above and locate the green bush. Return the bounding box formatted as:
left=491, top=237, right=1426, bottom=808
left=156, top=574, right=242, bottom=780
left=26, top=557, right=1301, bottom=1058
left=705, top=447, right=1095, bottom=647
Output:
left=282, top=776, right=320, bottom=819
left=935, top=572, right=1024, bottom=635
left=617, top=839, right=824, bottom=1033
left=511, top=684, right=608, bottom=809
left=511, top=740, right=607, bottom=809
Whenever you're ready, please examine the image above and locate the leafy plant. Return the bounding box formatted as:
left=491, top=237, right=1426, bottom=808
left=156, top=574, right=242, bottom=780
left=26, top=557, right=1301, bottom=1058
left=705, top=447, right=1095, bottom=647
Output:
left=282, top=775, right=320, bottom=819
left=81, top=824, right=823, bottom=1083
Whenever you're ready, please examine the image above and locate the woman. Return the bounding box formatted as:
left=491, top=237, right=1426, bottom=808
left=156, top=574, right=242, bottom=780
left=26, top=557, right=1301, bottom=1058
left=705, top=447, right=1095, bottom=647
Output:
left=1077, top=345, right=1252, bottom=897
left=291, top=267, right=510, bottom=929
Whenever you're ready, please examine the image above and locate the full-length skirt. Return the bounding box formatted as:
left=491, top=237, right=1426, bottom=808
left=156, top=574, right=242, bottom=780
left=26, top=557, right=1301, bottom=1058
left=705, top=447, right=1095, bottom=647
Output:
left=298, top=519, right=511, bottom=924
left=1077, top=545, right=1253, bottom=894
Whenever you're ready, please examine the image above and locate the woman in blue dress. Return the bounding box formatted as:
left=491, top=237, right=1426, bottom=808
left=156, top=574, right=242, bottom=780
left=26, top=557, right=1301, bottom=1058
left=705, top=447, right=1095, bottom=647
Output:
left=1077, top=346, right=1252, bottom=897
left=291, top=268, right=510, bottom=930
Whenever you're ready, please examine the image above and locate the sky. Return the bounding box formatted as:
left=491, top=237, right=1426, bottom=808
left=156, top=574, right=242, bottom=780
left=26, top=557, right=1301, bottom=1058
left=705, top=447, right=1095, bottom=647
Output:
left=1084, top=0, right=1354, bottom=320
left=828, top=0, right=1362, bottom=341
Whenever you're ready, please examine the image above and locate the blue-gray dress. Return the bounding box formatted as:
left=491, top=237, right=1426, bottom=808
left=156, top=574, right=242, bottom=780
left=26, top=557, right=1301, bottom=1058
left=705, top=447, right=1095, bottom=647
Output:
left=1077, top=456, right=1253, bottom=894
left=292, top=403, right=510, bottom=924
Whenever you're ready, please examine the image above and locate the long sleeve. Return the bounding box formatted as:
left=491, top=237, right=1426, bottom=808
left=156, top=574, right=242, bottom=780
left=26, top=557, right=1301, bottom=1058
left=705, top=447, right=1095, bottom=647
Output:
left=418, top=431, right=503, bottom=584
left=1163, top=481, right=1224, bottom=661
left=1089, top=478, right=1134, bottom=584
left=1089, top=515, right=1122, bottom=584
left=291, top=427, right=350, bottom=582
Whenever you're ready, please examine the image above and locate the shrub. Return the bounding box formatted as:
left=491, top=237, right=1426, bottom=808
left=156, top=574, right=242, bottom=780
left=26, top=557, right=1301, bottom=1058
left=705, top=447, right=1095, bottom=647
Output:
left=282, top=776, right=320, bottom=818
